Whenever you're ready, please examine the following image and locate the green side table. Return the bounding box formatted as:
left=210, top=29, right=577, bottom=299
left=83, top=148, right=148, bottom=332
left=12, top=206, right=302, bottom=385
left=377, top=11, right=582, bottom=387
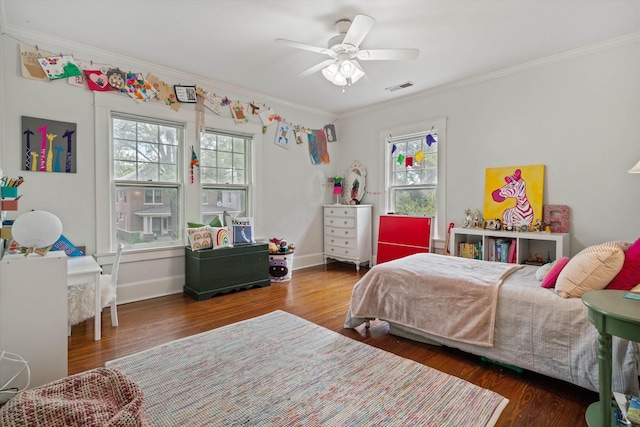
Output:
left=582, top=290, right=640, bottom=427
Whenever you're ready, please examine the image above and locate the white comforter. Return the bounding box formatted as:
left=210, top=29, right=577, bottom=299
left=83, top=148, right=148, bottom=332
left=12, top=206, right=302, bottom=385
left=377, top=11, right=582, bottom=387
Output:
left=345, top=254, right=640, bottom=395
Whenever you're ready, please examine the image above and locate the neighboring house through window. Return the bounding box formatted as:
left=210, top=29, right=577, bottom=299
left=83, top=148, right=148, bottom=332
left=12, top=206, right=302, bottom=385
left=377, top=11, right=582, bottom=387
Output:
left=112, top=113, right=183, bottom=247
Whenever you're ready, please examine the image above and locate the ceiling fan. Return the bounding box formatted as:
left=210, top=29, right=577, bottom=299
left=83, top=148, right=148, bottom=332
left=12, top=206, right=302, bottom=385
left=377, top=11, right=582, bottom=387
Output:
left=275, top=15, right=419, bottom=89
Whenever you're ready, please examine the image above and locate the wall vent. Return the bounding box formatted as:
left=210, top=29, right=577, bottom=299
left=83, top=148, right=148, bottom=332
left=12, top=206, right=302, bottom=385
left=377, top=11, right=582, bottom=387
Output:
left=385, top=81, right=414, bottom=92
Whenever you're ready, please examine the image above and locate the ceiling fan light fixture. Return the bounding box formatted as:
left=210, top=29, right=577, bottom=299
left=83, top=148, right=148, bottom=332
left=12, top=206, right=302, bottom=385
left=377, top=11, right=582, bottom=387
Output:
left=339, top=59, right=355, bottom=77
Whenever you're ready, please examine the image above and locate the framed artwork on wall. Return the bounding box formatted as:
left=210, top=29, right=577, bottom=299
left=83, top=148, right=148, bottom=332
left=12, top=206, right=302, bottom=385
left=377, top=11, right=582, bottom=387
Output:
left=483, top=164, right=544, bottom=231
left=21, top=116, right=77, bottom=173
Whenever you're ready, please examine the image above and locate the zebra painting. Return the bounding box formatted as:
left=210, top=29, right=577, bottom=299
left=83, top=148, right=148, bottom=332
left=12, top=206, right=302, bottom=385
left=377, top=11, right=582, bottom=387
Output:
left=491, top=169, right=534, bottom=229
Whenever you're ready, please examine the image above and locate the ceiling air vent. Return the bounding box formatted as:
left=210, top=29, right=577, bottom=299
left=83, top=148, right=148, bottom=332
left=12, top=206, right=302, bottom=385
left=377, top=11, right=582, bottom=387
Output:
left=385, top=81, right=414, bottom=92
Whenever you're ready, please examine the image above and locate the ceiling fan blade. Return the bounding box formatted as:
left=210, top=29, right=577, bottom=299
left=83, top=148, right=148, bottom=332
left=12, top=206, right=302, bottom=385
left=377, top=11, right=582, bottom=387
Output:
left=274, top=38, right=331, bottom=55
left=296, top=59, right=336, bottom=78
left=357, top=48, right=420, bottom=61
left=342, top=14, right=375, bottom=47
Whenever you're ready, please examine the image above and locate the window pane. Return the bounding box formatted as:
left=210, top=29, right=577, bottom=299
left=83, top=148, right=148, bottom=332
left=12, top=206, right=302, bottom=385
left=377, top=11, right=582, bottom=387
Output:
left=217, top=135, right=232, bottom=151
left=137, top=123, right=159, bottom=143
left=138, top=142, right=159, bottom=162
left=394, top=188, right=436, bottom=216
left=201, top=167, right=216, bottom=183
left=159, top=126, right=178, bottom=145
left=113, top=139, right=137, bottom=161
left=115, top=186, right=180, bottom=246
left=139, top=163, right=159, bottom=181
left=388, top=131, right=438, bottom=217
left=201, top=150, right=216, bottom=167
left=114, top=160, right=136, bottom=180
left=159, top=164, right=177, bottom=182
left=113, top=119, right=136, bottom=140
left=233, top=138, right=245, bottom=153
left=202, top=188, right=246, bottom=224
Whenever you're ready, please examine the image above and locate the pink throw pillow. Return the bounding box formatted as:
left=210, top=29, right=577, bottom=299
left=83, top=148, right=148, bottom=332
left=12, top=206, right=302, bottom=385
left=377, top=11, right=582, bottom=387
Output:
left=607, top=237, right=640, bottom=290
left=541, top=257, right=570, bottom=288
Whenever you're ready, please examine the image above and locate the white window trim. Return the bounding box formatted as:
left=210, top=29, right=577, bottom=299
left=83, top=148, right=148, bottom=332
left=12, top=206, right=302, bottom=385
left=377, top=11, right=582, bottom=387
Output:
left=379, top=117, right=447, bottom=239
left=94, top=92, right=264, bottom=255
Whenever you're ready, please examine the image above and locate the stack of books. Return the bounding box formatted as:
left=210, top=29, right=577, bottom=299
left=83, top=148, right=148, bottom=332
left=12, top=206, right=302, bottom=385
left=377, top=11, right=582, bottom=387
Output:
left=458, top=241, right=482, bottom=260
left=614, top=392, right=640, bottom=426
left=486, top=238, right=517, bottom=263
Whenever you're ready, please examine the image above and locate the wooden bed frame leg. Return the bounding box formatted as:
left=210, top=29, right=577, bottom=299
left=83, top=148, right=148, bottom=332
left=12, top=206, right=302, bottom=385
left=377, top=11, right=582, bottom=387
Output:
left=365, top=320, right=371, bottom=329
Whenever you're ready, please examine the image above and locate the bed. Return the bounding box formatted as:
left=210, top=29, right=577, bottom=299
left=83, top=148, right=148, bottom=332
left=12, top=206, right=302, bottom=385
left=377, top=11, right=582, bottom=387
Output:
left=344, top=252, right=640, bottom=395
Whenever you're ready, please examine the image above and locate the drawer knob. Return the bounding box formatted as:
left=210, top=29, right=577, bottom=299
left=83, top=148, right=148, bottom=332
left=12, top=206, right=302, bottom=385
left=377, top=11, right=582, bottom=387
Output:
left=343, top=221, right=347, bottom=225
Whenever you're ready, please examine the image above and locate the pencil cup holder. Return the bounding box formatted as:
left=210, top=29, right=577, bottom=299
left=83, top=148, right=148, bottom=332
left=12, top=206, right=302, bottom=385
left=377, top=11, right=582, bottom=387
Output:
left=1, top=187, right=18, bottom=198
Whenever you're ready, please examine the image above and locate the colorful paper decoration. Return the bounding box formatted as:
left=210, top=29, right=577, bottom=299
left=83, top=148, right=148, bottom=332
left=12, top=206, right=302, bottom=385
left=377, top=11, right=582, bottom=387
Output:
left=259, top=108, right=277, bottom=127
left=308, top=129, right=330, bottom=165
left=275, top=121, right=292, bottom=149
left=249, top=102, right=260, bottom=115
left=125, top=73, right=157, bottom=101
left=202, top=91, right=223, bottom=115
left=20, top=44, right=52, bottom=81
left=38, top=55, right=82, bottom=80
left=397, top=154, right=405, bottom=164
left=391, top=144, right=397, bottom=154
left=107, top=68, right=126, bottom=90
left=415, top=150, right=425, bottom=163
left=67, top=59, right=91, bottom=87
left=146, top=73, right=179, bottom=111
left=405, top=157, right=413, bottom=167
left=294, top=128, right=308, bottom=145
left=426, top=133, right=437, bottom=146
left=84, top=69, right=111, bottom=91
left=230, top=101, right=248, bottom=124
left=324, top=124, right=337, bottom=142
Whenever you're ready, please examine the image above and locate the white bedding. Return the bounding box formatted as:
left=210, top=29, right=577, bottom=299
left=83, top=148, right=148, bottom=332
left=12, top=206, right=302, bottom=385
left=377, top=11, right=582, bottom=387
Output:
left=345, top=254, right=640, bottom=395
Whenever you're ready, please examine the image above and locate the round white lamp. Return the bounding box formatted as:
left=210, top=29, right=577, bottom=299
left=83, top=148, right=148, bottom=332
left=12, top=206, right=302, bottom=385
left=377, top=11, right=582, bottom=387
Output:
left=12, top=210, right=63, bottom=253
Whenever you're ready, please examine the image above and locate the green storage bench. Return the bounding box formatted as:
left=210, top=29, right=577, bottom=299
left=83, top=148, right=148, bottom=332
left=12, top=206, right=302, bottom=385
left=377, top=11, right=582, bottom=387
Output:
left=184, top=243, right=270, bottom=301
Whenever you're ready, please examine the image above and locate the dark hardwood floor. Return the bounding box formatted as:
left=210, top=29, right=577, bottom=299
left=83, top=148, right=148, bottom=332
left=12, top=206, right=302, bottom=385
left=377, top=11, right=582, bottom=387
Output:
left=69, top=262, right=596, bottom=426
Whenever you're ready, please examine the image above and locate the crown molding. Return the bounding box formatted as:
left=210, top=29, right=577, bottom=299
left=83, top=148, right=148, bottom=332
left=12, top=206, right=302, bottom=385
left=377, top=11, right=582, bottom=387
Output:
left=1, top=23, right=336, bottom=119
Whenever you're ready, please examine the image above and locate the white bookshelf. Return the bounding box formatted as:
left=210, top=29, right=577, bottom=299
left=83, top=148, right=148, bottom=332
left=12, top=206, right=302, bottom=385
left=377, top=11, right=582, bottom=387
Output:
left=450, top=227, right=569, bottom=264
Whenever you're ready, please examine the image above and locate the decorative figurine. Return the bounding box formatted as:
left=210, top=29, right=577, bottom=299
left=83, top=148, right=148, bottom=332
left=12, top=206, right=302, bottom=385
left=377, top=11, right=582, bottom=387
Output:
left=463, top=208, right=472, bottom=228
left=473, top=209, right=482, bottom=228
left=532, top=219, right=542, bottom=232
left=494, top=219, right=501, bottom=230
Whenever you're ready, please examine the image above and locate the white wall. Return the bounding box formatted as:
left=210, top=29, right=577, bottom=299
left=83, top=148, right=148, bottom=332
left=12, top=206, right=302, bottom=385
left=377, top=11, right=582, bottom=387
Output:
left=0, top=34, right=336, bottom=303
left=339, top=38, right=640, bottom=253
left=2, top=33, right=639, bottom=303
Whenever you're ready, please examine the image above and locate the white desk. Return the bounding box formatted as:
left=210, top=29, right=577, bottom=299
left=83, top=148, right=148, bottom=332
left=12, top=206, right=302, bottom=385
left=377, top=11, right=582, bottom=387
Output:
left=67, top=256, right=102, bottom=341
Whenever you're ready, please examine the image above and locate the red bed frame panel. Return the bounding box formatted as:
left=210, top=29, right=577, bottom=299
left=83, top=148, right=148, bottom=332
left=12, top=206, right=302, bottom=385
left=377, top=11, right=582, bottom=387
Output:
left=376, top=215, right=432, bottom=264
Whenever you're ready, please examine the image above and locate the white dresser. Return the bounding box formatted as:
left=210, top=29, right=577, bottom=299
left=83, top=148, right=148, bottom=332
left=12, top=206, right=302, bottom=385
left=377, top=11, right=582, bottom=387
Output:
left=323, top=204, right=372, bottom=271
left=0, top=252, right=68, bottom=391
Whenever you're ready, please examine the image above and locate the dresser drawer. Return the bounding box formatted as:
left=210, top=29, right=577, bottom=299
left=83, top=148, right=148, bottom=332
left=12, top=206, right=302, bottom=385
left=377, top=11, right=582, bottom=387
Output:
left=324, top=216, right=355, bottom=229
left=324, top=207, right=355, bottom=218
left=325, top=236, right=356, bottom=249
left=326, top=226, right=357, bottom=238
left=324, top=244, right=358, bottom=259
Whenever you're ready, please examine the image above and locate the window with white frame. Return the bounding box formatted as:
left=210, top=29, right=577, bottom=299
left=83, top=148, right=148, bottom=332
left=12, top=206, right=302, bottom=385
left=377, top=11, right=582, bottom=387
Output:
left=383, top=118, right=446, bottom=238
left=199, top=129, right=251, bottom=224
left=112, top=113, right=184, bottom=247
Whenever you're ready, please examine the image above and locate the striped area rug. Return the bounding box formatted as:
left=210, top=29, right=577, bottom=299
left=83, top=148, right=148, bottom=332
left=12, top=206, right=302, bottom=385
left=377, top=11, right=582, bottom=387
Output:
left=106, top=310, right=508, bottom=426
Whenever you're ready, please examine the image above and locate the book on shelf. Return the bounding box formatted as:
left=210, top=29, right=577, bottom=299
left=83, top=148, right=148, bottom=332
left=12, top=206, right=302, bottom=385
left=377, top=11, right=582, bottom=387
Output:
left=458, top=241, right=482, bottom=260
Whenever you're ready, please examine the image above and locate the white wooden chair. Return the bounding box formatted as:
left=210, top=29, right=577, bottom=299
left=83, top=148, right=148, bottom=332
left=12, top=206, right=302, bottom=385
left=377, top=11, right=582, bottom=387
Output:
left=68, top=244, right=123, bottom=335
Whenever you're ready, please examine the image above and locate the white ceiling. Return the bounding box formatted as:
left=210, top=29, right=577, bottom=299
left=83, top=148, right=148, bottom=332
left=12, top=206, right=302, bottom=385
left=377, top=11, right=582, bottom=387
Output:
left=1, top=0, right=639, bottom=115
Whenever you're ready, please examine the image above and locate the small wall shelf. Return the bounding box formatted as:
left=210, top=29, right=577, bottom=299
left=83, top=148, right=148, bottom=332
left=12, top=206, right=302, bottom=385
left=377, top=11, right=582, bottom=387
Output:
left=450, top=227, right=570, bottom=264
